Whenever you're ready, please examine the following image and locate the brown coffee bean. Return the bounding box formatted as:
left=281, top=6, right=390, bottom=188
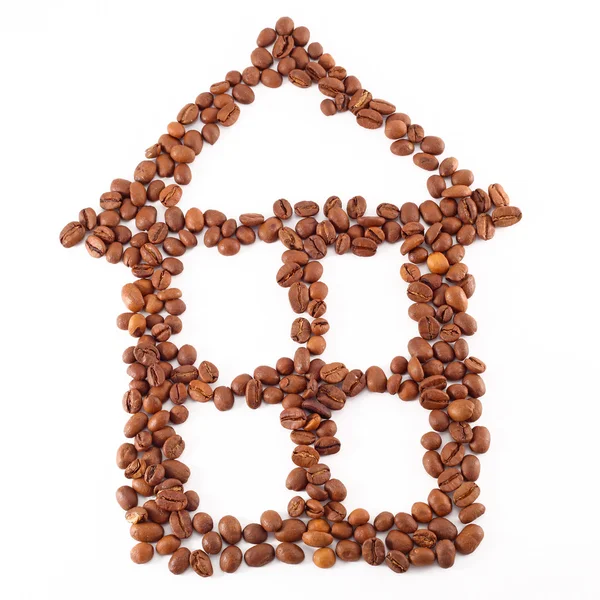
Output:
left=459, top=503, right=486, bottom=524
left=436, top=539, right=456, bottom=569
left=357, top=108, right=383, bottom=129
left=170, top=510, right=193, bottom=539
left=386, top=550, right=410, bottom=573
left=169, top=547, right=190, bottom=574
left=413, top=529, right=437, bottom=548
left=219, top=515, right=242, bottom=544
left=313, top=547, right=336, bottom=568
left=461, top=455, right=481, bottom=481
left=407, top=282, right=434, bottom=303
left=201, top=531, right=222, bottom=555
left=489, top=183, right=510, bottom=206
left=259, top=510, right=282, bottom=533
left=189, top=549, right=213, bottom=577
left=385, top=530, right=413, bottom=553
left=302, top=531, right=333, bottom=547
left=455, top=524, right=484, bottom=554
left=469, top=426, right=491, bottom=453
left=426, top=517, right=457, bottom=542
left=423, top=450, right=444, bottom=478
left=276, top=542, right=305, bottom=564
left=211, top=544, right=240, bottom=574
left=492, top=205, right=522, bottom=227
left=130, top=522, right=164, bottom=543
left=409, top=547, right=435, bottom=566
left=365, top=366, right=387, bottom=392
left=362, top=537, right=386, bottom=565
left=60, top=221, right=86, bottom=247
left=131, top=542, right=154, bottom=564
left=191, top=512, right=213, bottom=535
left=351, top=236, right=377, bottom=257
left=275, top=518, right=307, bottom=542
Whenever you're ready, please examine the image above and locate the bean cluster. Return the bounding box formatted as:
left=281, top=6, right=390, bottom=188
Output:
left=60, top=16, right=521, bottom=575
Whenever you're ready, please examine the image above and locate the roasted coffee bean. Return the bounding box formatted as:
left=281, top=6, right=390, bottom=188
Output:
left=332, top=540, right=359, bottom=562
left=275, top=519, right=307, bottom=543
left=372, top=511, right=394, bottom=532
left=192, top=512, right=213, bottom=535
left=169, top=547, right=190, bottom=574
left=385, top=550, right=410, bottom=573
left=428, top=517, right=458, bottom=541
left=219, top=516, right=242, bottom=544
left=455, top=524, right=484, bottom=554
left=302, top=531, right=333, bottom=547
left=385, top=530, right=413, bottom=554
left=409, top=547, right=436, bottom=566
left=362, top=537, right=386, bottom=565
left=272, top=541, right=304, bottom=564
left=357, top=108, right=383, bottom=129
left=255, top=510, right=281, bottom=533
left=130, top=522, right=164, bottom=543
left=436, top=539, right=456, bottom=569
left=131, top=542, right=154, bottom=564
left=313, top=547, right=336, bottom=568
left=189, top=549, right=213, bottom=577
left=170, top=510, right=193, bottom=538
left=459, top=502, right=486, bottom=524
left=438, top=468, right=464, bottom=493
left=216, top=545, right=241, bottom=573
left=202, top=531, right=223, bottom=554
left=156, top=489, right=187, bottom=512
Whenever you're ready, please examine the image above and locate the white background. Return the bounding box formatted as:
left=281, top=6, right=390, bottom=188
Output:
left=1, top=1, right=598, bottom=598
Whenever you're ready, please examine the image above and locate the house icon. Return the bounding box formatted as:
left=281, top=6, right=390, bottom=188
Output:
left=59, top=15, right=521, bottom=575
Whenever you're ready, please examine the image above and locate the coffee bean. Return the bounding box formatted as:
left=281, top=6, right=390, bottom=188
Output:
left=492, top=205, right=522, bottom=227
left=428, top=517, right=457, bottom=542
left=373, top=511, right=394, bottom=532
left=362, top=537, right=385, bottom=565
left=313, top=547, right=336, bottom=568
left=365, top=366, right=387, bottom=392
left=409, top=547, right=436, bottom=566
left=219, top=515, right=242, bottom=544
left=116, top=486, right=138, bottom=511
left=130, top=522, right=164, bottom=543
left=169, top=547, right=190, bottom=574
left=302, top=531, right=333, bottom=547
left=202, top=531, right=223, bottom=554
left=351, top=236, right=377, bottom=257
left=213, top=545, right=240, bottom=574
left=259, top=510, right=282, bottom=533
left=170, top=510, right=193, bottom=538
left=459, top=503, right=486, bottom=524
left=60, top=221, right=87, bottom=248
left=189, top=549, right=213, bottom=577
left=391, top=139, right=415, bottom=155
left=386, top=530, right=413, bottom=553
left=469, top=426, right=491, bottom=453
left=271, top=542, right=304, bottom=565
left=407, top=282, right=434, bottom=303
left=489, top=183, right=509, bottom=206
left=356, top=108, right=383, bottom=129
left=131, top=542, right=154, bottom=564
left=386, top=550, right=410, bottom=573
left=413, top=529, right=437, bottom=548
left=156, top=489, right=188, bottom=512
left=436, top=539, right=456, bottom=569
left=192, top=512, right=213, bottom=535
left=275, top=519, right=307, bottom=542
left=455, top=524, right=484, bottom=554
